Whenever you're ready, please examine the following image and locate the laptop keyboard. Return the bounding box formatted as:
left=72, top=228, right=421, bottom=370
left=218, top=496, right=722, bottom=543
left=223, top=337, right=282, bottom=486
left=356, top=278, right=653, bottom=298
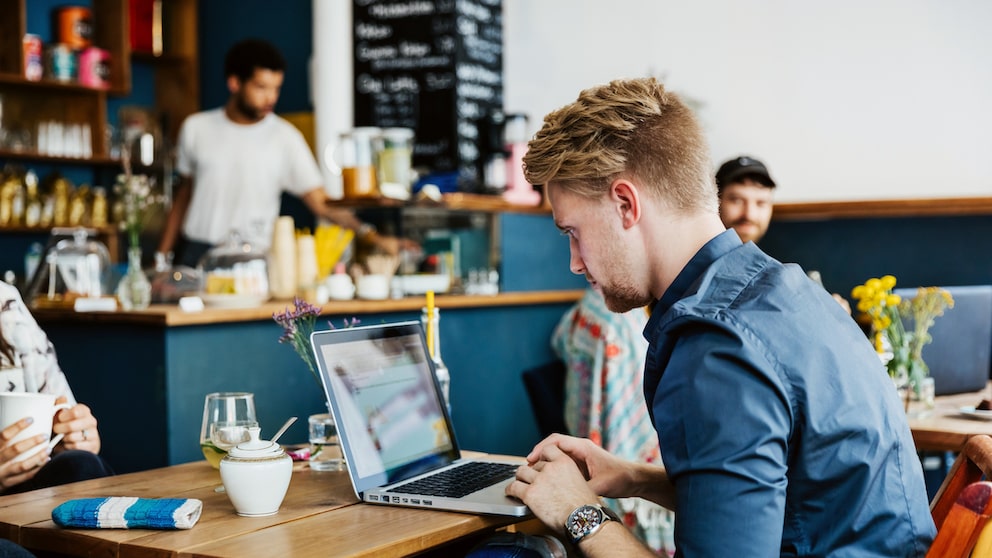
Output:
left=386, top=461, right=519, bottom=499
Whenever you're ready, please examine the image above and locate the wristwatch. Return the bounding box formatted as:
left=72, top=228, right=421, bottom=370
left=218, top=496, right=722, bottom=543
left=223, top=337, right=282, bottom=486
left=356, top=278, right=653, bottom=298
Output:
left=565, top=503, right=620, bottom=545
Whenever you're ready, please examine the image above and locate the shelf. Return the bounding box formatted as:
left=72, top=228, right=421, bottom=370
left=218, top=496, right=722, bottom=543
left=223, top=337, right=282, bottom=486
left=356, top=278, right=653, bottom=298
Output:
left=334, top=192, right=550, bottom=214
left=0, top=0, right=199, bottom=162
left=0, top=149, right=121, bottom=166
left=773, top=197, right=992, bottom=221
left=0, top=224, right=119, bottom=235
left=131, top=51, right=188, bottom=65
left=0, top=73, right=109, bottom=95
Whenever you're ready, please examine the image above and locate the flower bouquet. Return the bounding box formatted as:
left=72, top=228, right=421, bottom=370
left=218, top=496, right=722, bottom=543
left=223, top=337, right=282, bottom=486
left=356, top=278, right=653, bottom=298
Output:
left=113, top=170, right=155, bottom=310
left=272, top=297, right=360, bottom=386
left=851, top=275, right=954, bottom=397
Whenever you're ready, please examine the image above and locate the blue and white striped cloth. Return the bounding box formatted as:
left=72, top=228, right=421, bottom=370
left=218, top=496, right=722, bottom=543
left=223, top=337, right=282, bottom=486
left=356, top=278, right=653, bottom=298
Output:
left=51, top=497, right=203, bottom=529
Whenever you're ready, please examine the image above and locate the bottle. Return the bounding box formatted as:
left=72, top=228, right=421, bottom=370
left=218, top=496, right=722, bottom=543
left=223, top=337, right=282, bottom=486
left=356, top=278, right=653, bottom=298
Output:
left=52, top=176, right=71, bottom=226
left=68, top=184, right=89, bottom=226
left=9, top=173, right=25, bottom=226
left=421, top=305, right=451, bottom=414
left=90, top=186, right=108, bottom=227
left=23, top=171, right=41, bottom=227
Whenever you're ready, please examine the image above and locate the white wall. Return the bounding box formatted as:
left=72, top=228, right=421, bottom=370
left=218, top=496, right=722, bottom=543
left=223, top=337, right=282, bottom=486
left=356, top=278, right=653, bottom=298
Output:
left=503, top=0, right=992, bottom=202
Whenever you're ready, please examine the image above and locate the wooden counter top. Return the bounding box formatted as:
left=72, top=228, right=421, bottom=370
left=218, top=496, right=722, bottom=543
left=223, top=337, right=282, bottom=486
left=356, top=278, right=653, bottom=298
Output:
left=31, top=289, right=585, bottom=327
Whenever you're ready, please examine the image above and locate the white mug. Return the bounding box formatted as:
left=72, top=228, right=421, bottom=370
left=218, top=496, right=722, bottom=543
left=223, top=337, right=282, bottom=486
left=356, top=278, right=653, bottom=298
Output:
left=0, top=392, right=72, bottom=462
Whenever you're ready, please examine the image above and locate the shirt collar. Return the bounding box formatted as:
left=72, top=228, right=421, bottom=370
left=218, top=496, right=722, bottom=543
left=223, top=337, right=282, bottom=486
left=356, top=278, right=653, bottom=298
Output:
left=647, top=229, right=742, bottom=324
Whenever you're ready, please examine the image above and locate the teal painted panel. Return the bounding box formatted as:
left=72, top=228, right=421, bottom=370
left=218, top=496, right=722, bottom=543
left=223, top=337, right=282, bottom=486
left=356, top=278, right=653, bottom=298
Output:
left=41, top=322, right=168, bottom=474
left=501, top=213, right=588, bottom=292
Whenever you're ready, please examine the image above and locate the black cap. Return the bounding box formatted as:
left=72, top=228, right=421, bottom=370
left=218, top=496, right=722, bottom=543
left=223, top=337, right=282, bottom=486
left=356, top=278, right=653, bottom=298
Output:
left=715, top=156, right=776, bottom=189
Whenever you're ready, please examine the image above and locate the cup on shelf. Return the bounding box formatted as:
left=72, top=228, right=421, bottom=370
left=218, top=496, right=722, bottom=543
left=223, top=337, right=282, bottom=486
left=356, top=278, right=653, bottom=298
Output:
left=356, top=274, right=389, bottom=300
left=325, top=273, right=355, bottom=300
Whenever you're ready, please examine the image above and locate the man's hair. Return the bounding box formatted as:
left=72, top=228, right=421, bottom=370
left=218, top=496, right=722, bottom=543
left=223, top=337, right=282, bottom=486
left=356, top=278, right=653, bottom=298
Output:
left=224, top=39, right=286, bottom=82
left=523, top=77, right=716, bottom=212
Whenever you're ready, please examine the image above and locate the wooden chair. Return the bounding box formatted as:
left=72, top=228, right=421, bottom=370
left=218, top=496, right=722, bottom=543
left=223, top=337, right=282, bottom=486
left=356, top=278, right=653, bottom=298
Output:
left=927, top=434, right=992, bottom=557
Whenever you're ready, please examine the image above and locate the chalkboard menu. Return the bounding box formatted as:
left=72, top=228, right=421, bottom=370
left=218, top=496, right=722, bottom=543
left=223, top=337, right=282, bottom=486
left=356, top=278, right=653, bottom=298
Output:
left=353, top=0, right=503, bottom=191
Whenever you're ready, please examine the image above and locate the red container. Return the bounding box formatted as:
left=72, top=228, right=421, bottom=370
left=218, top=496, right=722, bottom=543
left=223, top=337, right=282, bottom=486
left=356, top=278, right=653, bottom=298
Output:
left=129, top=0, right=162, bottom=55
left=54, top=6, right=94, bottom=50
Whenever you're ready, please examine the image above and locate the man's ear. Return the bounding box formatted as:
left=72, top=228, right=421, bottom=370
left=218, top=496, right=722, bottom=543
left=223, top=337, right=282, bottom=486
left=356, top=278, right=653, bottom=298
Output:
left=610, top=178, right=641, bottom=229
left=226, top=75, right=241, bottom=94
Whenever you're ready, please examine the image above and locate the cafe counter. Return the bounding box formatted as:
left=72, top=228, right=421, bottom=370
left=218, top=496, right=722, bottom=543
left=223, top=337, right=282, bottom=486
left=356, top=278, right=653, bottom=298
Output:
left=34, top=290, right=584, bottom=474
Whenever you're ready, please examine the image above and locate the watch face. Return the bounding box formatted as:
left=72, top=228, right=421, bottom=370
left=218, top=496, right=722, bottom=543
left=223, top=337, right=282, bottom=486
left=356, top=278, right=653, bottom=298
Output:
left=569, top=505, right=604, bottom=539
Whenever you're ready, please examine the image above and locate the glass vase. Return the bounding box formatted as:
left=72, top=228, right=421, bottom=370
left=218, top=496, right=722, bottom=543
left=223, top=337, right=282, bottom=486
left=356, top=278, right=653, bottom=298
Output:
left=117, top=246, right=152, bottom=310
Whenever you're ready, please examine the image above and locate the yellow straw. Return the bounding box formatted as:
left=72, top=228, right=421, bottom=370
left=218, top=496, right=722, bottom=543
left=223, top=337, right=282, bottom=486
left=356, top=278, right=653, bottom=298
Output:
left=426, top=290, right=435, bottom=359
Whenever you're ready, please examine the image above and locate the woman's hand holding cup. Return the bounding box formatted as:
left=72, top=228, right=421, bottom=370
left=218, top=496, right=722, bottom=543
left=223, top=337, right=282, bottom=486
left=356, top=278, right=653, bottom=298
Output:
left=52, top=396, right=100, bottom=454
left=0, top=417, right=50, bottom=490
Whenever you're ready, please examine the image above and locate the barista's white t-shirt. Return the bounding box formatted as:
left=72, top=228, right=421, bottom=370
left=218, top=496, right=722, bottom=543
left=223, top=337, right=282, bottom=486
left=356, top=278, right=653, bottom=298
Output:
left=176, top=109, right=323, bottom=249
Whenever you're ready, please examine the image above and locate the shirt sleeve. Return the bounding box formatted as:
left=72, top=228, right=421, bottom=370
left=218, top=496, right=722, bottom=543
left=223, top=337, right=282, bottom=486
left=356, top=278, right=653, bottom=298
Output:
left=653, top=321, right=789, bottom=556
left=0, top=285, right=76, bottom=403
left=175, top=116, right=195, bottom=178
left=282, top=126, right=324, bottom=197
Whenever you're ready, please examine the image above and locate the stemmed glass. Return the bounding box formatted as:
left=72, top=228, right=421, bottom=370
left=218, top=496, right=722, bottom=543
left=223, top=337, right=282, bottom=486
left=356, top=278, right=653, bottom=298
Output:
left=200, top=392, right=257, bottom=472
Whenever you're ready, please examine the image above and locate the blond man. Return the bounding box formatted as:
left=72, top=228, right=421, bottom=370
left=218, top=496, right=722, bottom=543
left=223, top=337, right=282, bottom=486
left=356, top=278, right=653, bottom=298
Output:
left=506, top=78, right=933, bottom=557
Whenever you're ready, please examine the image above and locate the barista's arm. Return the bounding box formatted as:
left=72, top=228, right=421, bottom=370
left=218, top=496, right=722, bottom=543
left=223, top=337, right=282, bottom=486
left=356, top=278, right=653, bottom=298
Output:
left=157, top=175, right=193, bottom=258
left=300, top=187, right=408, bottom=255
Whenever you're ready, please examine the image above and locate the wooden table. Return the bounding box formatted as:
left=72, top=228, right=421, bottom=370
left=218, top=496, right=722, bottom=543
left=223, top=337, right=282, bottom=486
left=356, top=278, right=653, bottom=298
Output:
left=907, top=384, right=992, bottom=452
left=0, top=461, right=532, bottom=558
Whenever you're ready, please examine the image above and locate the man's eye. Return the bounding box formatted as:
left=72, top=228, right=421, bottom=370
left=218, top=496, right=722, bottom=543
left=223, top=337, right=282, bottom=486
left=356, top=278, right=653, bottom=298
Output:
left=560, top=228, right=575, bottom=238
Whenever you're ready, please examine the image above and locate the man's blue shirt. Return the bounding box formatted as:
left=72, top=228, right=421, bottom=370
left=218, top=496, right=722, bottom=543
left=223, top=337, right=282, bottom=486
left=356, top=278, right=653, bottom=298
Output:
left=644, top=230, right=935, bottom=557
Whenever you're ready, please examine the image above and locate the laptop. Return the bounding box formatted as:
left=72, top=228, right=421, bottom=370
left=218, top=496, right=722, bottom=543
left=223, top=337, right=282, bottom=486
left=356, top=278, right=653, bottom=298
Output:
left=310, top=321, right=530, bottom=516
left=894, top=285, right=992, bottom=395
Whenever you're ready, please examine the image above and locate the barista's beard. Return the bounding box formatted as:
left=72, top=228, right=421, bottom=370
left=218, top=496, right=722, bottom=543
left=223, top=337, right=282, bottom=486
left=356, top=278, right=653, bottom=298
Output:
left=234, top=96, right=265, bottom=123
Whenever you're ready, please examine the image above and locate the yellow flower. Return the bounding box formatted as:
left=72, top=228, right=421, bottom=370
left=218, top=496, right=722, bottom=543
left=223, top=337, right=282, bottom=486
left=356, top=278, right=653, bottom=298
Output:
left=851, top=275, right=954, bottom=387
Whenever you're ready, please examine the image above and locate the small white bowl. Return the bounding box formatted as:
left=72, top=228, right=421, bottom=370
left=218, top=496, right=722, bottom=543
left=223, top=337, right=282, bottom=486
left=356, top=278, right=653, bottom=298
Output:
left=356, top=274, right=390, bottom=300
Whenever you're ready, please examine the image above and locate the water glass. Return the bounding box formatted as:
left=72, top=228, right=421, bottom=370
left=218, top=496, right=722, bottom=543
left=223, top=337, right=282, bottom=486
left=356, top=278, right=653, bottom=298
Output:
left=308, top=413, right=345, bottom=471
left=200, top=392, right=257, bottom=469
left=919, top=376, right=936, bottom=409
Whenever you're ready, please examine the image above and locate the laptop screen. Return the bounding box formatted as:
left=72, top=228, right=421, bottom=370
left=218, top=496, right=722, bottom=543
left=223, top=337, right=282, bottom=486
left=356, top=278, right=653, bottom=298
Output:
left=311, top=321, right=460, bottom=493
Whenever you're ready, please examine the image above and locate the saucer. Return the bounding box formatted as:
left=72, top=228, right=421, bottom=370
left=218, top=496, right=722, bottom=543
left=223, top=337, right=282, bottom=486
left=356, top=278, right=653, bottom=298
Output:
left=957, top=406, right=992, bottom=420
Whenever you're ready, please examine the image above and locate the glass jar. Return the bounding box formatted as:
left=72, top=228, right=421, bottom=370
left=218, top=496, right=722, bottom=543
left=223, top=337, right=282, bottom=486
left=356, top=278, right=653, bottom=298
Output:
left=26, top=227, right=111, bottom=307
left=197, top=231, right=270, bottom=308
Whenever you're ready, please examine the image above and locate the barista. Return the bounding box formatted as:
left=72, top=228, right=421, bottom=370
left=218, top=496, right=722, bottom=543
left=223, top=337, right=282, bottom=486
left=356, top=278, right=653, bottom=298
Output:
left=157, top=38, right=403, bottom=268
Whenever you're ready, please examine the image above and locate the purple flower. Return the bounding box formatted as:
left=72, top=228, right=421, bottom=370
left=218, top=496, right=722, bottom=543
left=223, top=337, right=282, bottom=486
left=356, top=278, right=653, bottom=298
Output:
left=273, top=298, right=360, bottom=386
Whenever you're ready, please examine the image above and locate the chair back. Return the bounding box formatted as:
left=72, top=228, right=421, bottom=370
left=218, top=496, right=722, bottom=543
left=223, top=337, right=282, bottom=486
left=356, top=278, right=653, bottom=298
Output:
left=927, top=435, right=992, bottom=557
left=521, top=360, right=569, bottom=438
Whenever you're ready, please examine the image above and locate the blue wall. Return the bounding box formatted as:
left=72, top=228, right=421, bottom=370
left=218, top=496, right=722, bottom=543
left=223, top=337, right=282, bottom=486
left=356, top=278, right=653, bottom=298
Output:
left=198, top=0, right=314, bottom=113
left=760, top=215, right=992, bottom=300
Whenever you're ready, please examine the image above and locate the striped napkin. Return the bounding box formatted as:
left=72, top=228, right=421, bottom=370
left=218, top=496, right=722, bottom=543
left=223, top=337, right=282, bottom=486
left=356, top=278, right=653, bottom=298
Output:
left=52, top=497, right=203, bottom=529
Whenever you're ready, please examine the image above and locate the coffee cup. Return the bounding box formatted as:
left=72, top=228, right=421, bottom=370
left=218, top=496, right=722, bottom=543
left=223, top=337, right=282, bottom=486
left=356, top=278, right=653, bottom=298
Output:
left=0, top=392, right=72, bottom=462
left=325, top=274, right=355, bottom=300
left=356, top=274, right=389, bottom=300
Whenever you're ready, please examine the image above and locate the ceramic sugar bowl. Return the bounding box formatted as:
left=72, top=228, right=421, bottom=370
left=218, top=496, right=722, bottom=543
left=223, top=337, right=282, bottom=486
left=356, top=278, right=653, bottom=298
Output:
left=219, top=426, right=293, bottom=516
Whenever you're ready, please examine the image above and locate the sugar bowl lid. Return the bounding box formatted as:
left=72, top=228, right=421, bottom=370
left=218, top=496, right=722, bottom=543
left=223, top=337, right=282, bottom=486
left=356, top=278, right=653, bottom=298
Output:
left=225, top=426, right=286, bottom=461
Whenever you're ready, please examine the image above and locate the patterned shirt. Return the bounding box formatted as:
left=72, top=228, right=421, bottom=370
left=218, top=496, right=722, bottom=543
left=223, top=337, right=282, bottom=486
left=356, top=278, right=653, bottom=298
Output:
left=0, top=282, right=75, bottom=401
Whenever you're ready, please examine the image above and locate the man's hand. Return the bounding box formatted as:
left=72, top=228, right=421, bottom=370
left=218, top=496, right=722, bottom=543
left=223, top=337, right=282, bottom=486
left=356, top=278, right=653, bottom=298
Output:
left=506, top=440, right=602, bottom=532
left=52, top=397, right=100, bottom=454
left=0, top=418, right=49, bottom=490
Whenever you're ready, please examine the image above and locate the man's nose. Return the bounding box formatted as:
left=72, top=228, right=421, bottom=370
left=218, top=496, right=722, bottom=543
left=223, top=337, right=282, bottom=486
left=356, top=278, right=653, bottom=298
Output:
left=569, top=246, right=585, bottom=276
